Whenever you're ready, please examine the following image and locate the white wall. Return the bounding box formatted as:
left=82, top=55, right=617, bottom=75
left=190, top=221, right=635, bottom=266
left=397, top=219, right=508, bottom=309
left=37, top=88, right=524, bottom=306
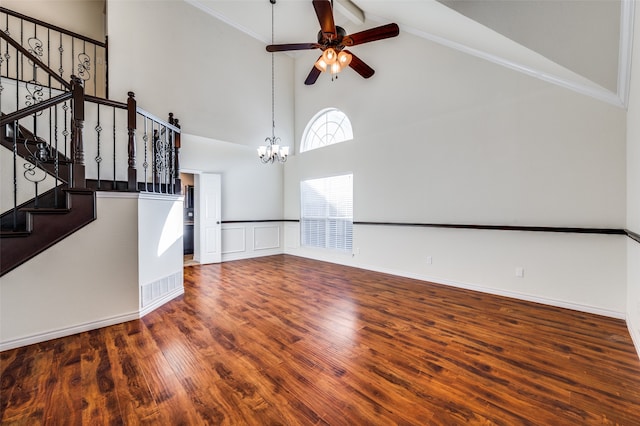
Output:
left=626, top=3, right=640, bottom=355
left=180, top=133, right=283, bottom=221
left=0, top=193, right=185, bottom=351
left=285, top=30, right=628, bottom=316
left=0, top=195, right=139, bottom=350
left=138, top=194, right=184, bottom=314
left=106, top=0, right=294, bottom=150
left=180, top=133, right=286, bottom=261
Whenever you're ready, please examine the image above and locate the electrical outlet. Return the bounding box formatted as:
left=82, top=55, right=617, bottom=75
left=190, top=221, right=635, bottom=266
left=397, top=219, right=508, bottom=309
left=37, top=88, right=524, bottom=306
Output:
left=426, top=256, right=433, bottom=265
left=515, top=267, right=524, bottom=278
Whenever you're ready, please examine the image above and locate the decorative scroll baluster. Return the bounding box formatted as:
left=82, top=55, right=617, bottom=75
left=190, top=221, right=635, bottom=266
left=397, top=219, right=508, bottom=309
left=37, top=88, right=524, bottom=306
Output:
left=153, top=127, right=159, bottom=190
left=58, top=32, right=63, bottom=79
left=54, top=103, right=59, bottom=206
left=127, top=91, right=137, bottom=191
left=142, top=117, right=149, bottom=192
left=70, top=75, right=85, bottom=187
left=169, top=113, right=181, bottom=195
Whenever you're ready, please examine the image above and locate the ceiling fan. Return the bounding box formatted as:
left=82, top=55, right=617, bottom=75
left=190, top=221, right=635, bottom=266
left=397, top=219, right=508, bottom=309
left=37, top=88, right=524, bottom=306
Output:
left=266, top=0, right=400, bottom=85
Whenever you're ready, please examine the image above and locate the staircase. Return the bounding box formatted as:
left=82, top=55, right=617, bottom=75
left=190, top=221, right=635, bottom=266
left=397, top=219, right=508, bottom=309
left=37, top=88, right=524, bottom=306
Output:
left=0, top=7, right=182, bottom=276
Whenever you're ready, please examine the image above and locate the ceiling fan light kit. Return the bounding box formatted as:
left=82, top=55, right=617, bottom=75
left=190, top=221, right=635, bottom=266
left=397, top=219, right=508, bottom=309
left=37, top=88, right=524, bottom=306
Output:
left=266, top=0, right=399, bottom=85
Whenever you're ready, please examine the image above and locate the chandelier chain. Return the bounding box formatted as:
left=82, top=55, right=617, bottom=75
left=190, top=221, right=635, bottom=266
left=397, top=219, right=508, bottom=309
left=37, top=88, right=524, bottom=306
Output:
left=271, top=0, right=275, bottom=138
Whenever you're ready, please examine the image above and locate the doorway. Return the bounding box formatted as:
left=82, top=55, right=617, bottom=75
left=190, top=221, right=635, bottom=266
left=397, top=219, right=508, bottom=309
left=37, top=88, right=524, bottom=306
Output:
left=180, top=172, right=197, bottom=266
left=180, top=171, right=222, bottom=266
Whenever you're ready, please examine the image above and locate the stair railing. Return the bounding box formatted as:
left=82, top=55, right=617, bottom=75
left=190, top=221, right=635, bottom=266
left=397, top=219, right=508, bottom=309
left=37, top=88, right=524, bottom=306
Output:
left=0, top=80, right=78, bottom=230
left=0, top=7, right=107, bottom=99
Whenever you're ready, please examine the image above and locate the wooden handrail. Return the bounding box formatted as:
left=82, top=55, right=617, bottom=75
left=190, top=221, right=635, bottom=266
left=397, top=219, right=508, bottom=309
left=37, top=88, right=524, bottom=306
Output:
left=0, top=92, right=73, bottom=125
left=0, top=31, right=72, bottom=90
left=85, top=95, right=127, bottom=110
left=0, top=7, right=106, bottom=47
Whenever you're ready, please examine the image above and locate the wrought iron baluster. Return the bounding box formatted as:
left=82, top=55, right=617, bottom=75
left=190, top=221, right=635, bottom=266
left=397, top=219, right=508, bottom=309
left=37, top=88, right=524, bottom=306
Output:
left=93, top=43, right=96, bottom=96
left=162, top=125, right=169, bottom=193
left=22, top=114, right=48, bottom=209
left=77, top=39, right=90, bottom=88
left=58, top=32, right=63, bottom=82
left=112, top=106, right=116, bottom=190
left=12, top=121, right=18, bottom=230
left=152, top=124, right=158, bottom=192
left=54, top=103, right=59, bottom=206
left=95, top=103, right=102, bottom=188
left=143, top=117, right=149, bottom=192
left=20, top=18, right=22, bottom=85
left=62, top=99, right=69, bottom=158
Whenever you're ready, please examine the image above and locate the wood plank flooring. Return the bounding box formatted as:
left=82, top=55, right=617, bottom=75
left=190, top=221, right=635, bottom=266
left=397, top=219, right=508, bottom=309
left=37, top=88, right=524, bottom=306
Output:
left=2, top=254, right=640, bottom=425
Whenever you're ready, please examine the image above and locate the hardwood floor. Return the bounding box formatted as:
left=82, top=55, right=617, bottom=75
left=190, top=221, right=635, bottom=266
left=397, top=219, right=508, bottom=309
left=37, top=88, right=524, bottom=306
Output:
left=2, top=255, right=640, bottom=425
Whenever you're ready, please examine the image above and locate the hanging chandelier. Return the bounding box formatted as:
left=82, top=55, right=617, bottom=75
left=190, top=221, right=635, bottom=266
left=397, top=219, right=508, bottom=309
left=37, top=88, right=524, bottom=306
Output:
left=258, top=0, right=289, bottom=164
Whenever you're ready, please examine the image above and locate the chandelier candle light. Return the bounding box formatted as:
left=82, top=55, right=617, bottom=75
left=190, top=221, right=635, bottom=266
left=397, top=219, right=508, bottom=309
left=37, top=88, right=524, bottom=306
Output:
left=258, top=0, right=290, bottom=164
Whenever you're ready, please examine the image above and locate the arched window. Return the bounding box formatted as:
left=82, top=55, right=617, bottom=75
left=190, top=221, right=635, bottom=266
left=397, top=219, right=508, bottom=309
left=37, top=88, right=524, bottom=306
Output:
left=301, top=108, right=353, bottom=152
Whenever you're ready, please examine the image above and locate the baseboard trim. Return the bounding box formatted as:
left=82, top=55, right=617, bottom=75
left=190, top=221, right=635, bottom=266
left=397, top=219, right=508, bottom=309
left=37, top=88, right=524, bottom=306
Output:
left=0, top=285, right=185, bottom=352
left=0, top=311, right=140, bottom=352
left=285, top=252, right=626, bottom=320
left=629, top=317, right=640, bottom=361
left=360, top=263, right=626, bottom=319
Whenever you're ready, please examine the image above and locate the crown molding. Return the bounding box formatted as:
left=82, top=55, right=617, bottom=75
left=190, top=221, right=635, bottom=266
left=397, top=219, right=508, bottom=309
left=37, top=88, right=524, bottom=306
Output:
left=184, top=0, right=270, bottom=45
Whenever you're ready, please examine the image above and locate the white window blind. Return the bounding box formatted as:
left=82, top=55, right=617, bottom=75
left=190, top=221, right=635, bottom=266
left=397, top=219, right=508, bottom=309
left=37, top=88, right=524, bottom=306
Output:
left=300, top=174, right=353, bottom=251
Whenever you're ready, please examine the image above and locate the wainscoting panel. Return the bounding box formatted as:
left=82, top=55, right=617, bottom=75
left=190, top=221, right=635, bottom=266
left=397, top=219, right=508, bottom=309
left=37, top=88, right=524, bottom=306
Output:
left=285, top=223, right=300, bottom=249
left=222, top=227, right=246, bottom=254
left=254, top=225, right=280, bottom=250
left=221, top=222, right=284, bottom=262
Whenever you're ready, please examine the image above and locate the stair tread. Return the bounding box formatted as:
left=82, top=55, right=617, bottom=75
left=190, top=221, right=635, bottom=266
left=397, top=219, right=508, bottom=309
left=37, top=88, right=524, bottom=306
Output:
left=0, top=230, right=30, bottom=238
left=21, top=207, right=70, bottom=214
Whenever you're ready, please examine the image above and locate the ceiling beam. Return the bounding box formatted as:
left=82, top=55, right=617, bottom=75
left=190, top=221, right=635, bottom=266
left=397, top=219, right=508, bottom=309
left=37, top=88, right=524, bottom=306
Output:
left=334, top=0, right=365, bottom=25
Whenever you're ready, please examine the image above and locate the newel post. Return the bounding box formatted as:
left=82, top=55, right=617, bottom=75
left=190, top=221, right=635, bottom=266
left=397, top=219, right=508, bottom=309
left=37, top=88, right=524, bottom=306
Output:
left=169, top=113, right=182, bottom=194
left=70, top=75, right=86, bottom=188
left=126, top=91, right=137, bottom=191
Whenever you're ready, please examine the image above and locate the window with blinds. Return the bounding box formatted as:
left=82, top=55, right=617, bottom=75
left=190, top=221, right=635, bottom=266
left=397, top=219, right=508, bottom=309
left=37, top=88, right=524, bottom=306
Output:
left=300, top=174, right=353, bottom=251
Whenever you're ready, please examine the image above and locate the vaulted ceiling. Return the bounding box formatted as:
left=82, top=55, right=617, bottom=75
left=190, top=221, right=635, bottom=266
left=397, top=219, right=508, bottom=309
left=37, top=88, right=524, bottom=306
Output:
left=186, top=0, right=634, bottom=108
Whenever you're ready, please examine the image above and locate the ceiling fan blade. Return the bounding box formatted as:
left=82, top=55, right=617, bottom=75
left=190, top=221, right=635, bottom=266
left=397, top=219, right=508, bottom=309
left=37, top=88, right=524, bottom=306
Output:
left=304, top=60, right=322, bottom=85
left=266, top=43, right=319, bottom=52
left=342, top=23, right=399, bottom=47
left=313, top=0, right=336, bottom=39
left=346, top=51, right=375, bottom=79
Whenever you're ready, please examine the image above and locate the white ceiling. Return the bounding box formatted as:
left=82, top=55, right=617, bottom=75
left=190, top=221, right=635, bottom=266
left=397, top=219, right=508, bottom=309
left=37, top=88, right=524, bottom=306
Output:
left=185, top=0, right=635, bottom=108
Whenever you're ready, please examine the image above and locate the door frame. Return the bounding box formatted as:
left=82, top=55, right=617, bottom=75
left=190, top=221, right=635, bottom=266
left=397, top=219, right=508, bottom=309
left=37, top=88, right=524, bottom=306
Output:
left=181, top=169, right=222, bottom=264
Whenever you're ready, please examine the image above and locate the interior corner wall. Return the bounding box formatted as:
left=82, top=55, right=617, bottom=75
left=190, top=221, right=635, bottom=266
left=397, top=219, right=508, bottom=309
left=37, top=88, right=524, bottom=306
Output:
left=180, top=133, right=284, bottom=222
left=179, top=133, right=286, bottom=261
left=285, top=30, right=627, bottom=316
left=626, top=3, right=640, bottom=356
